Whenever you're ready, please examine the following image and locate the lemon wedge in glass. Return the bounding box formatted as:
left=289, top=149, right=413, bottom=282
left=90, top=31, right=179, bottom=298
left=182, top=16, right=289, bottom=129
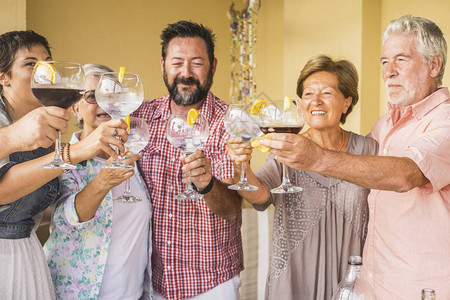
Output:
left=250, top=135, right=272, bottom=153
left=118, top=66, right=125, bottom=83
left=125, top=115, right=131, bottom=131
left=283, top=96, right=292, bottom=111
left=250, top=99, right=269, bottom=115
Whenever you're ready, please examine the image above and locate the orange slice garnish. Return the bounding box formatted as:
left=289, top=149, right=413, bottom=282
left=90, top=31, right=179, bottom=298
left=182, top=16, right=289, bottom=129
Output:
left=187, top=109, right=199, bottom=127
left=34, top=61, right=56, bottom=84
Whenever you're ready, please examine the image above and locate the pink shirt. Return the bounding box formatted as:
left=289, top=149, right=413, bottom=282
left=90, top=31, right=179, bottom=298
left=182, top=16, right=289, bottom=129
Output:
left=364, top=88, right=450, bottom=299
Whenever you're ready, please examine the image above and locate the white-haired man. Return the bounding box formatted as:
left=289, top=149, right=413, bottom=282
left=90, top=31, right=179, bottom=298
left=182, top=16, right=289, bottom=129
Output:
left=259, top=15, right=450, bottom=299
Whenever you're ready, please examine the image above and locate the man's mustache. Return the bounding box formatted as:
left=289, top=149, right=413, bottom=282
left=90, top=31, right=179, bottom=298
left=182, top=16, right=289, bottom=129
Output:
left=175, top=77, right=199, bottom=86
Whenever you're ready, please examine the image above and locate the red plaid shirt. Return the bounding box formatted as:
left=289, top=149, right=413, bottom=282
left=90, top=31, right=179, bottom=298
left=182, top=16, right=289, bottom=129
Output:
left=133, top=92, right=243, bottom=300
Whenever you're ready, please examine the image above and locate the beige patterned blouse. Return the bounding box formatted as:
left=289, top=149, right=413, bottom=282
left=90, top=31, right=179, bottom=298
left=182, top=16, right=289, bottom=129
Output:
left=254, top=132, right=378, bottom=300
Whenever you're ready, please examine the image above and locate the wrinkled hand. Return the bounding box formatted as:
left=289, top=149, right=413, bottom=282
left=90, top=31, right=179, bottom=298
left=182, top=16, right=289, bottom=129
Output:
left=96, top=153, right=140, bottom=190
left=226, top=136, right=253, bottom=168
left=260, top=133, right=322, bottom=171
left=8, top=106, right=70, bottom=151
left=181, top=149, right=212, bottom=190
left=74, top=119, right=128, bottom=161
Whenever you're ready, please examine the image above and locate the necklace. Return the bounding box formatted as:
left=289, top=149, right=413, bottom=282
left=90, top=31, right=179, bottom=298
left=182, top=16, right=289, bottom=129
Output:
left=307, top=128, right=345, bottom=152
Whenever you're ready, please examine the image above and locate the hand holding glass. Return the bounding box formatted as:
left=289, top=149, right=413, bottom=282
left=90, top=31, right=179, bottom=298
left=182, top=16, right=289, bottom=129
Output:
left=258, top=99, right=305, bottom=193
left=166, top=113, right=209, bottom=200
left=224, top=104, right=261, bottom=191
left=31, top=61, right=85, bottom=169
left=113, top=117, right=150, bottom=203
left=95, top=72, right=144, bottom=169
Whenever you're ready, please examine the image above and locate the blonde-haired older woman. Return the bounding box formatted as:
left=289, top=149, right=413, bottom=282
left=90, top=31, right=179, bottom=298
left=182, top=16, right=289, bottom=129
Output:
left=44, top=64, right=152, bottom=300
left=227, top=55, right=378, bottom=300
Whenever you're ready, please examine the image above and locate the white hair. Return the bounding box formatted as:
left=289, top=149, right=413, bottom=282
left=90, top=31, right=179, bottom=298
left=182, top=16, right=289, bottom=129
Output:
left=383, top=15, right=447, bottom=86
left=82, top=63, right=114, bottom=77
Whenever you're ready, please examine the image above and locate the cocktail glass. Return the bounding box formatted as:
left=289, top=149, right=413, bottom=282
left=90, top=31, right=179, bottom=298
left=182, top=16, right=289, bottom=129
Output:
left=224, top=103, right=261, bottom=191
left=258, top=99, right=305, bottom=193
left=166, top=113, right=209, bottom=200
left=96, top=72, right=144, bottom=169
left=31, top=61, right=85, bottom=169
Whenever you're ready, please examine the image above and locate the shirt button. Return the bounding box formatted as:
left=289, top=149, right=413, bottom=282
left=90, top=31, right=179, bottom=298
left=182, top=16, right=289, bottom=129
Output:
left=167, top=266, right=171, bottom=270
left=383, top=148, right=388, bottom=155
left=169, top=186, right=173, bottom=191
left=167, top=241, right=172, bottom=245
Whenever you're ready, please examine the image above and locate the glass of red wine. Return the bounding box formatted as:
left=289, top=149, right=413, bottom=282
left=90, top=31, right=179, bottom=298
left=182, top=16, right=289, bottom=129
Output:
left=258, top=99, right=305, bottom=193
left=31, top=61, right=85, bottom=169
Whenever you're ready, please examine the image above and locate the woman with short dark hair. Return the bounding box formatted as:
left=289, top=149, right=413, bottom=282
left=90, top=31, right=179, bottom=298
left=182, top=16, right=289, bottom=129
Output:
left=0, top=30, right=127, bottom=299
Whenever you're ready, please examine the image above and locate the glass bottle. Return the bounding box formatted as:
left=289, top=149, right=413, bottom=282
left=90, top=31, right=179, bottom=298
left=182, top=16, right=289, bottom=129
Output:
left=331, top=256, right=376, bottom=300
left=422, top=288, right=436, bottom=300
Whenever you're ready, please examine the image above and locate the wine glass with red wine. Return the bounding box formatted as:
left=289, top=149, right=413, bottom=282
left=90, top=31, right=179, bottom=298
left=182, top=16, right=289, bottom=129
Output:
left=31, top=61, right=85, bottom=169
left=258, top=99, right=305, bottom=193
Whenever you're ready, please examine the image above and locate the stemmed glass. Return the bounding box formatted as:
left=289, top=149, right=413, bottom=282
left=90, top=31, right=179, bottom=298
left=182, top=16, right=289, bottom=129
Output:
left=258, top=99, right=305, bottom=193
left=166, top=113, right=210, bottom=200
left=95, top=72, right=144, bottom=169
left=224, top=104, right=261, bottom=191
left=31, top=61, right=85, bottom=169
left=113, top=117, right=150, bottom=203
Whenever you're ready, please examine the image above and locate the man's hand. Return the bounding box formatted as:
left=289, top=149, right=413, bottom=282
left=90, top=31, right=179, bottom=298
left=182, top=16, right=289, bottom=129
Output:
left=181, top=149, right=212, bottom=190
left=260, top=133, right=323, bottom=171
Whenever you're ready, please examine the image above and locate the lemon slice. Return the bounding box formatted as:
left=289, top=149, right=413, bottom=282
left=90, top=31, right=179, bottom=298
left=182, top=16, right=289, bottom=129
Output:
left=34, top=61, right=56, bottom=84
left=283, top=96, right=292, bottom=111
left=125, top=115, right=130, bottom=131
left=187, top=108, right=199, bottom=127
left=250, top=136, right=272, bottom=153
left=250, top=99, right=269, bottom=115
left=118, top=66, right=125, bottom=83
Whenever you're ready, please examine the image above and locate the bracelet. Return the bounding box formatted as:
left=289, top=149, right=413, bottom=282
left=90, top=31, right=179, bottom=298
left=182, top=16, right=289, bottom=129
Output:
left=63, top=143, right=72, bottom=165
left=61, top=143, right=73, bottom=173
left=192, top=177, right=214, bottom=195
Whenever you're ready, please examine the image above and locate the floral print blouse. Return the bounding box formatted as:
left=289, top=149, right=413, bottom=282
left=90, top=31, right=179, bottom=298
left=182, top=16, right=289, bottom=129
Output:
left=43, top=133, right=152, bottom=299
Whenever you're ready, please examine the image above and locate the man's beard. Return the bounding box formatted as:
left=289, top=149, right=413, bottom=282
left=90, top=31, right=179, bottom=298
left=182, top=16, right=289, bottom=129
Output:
left=163, top=67, right=213, bottom=106
left=384, top=69, right=429, bottom=107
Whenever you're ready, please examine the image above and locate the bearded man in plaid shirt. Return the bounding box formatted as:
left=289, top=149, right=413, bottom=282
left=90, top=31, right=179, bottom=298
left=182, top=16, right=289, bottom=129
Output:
left=133, top=20, right=244, bottom=300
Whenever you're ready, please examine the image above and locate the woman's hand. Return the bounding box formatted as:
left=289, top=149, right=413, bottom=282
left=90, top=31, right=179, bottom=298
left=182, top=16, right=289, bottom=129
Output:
left=95, top=154, right=140, bottom=190
left=74, top=153, right=140, bottom=222
left=226, top=136, right=253, bottom=165
left=70, top=119, right=128, bottom=163
left=226, top=136, right=255, bottom=182
left=6, top=106, right=70, bottom=151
